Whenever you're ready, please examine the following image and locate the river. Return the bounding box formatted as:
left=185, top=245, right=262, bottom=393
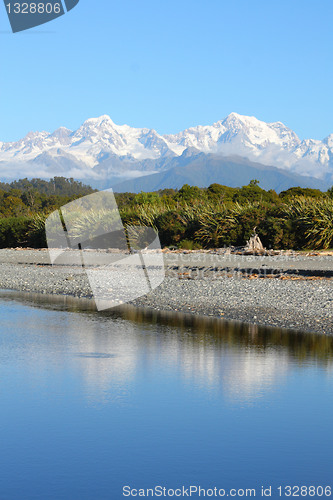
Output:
left=0, top=291, right=333, bottom=499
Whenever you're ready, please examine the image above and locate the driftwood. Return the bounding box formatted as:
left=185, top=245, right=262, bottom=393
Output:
left=243, top=227, right=265, bottom=254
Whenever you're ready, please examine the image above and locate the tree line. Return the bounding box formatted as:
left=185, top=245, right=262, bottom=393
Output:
left=0, top=177, right=332, bottom=249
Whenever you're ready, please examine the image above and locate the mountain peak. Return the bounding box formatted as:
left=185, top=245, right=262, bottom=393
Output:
left=50, top=127, right=72, bottom=137
left=82, top=115, right=115, bottom=127
left=0, top=113, right=332, bottom=185
left=224, top=112, right=258, bottom=123
left=323, top=133, right=333, bottom=148
left=226, top=112, right=247, bottom=120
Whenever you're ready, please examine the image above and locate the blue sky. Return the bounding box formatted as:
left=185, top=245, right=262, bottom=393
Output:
left=1, top=0, right=333, bottom=142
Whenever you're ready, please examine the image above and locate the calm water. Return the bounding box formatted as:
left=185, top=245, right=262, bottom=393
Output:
left=0, top=291, right=333, bottom=500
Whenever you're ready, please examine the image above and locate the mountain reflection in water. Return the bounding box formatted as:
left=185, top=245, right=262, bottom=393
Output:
left=1, top=290, right=332, bottom=406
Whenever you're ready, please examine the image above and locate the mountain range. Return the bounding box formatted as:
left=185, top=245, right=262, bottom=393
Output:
left=1, top=112, right=332, bottom=192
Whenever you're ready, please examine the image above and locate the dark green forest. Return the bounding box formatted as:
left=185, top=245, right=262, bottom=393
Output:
left=0, top=177, right=333, bottom=250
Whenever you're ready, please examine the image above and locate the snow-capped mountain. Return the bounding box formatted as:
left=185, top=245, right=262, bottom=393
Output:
left=1, top=113, right=333, bottom=187
left=166, top=113, right=333, bottom=178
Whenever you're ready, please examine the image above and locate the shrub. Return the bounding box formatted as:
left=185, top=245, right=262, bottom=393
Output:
left=289, top=197, right=333, bottom=249
left=155, top=211, right=188, bottom=246
left=0, top=217, right=33, bottom=248
left=195, top=207, right=240, bottom=248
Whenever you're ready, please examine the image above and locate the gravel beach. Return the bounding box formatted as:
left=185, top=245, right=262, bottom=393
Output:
left=0, top=248, right=332, bottom=335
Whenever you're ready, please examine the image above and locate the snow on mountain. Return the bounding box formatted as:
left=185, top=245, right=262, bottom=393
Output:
left=1, top=112, right=333, bottom=183
left=0, top=115, right=175, bottom=167
left=165, top=113, right=301, bottom=152
left=67, top=115, right=178, bottom=164
left=165, top=113, right=333, bottom=178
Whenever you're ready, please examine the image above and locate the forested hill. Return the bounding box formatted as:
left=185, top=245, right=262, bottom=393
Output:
left=0, top=177, right=96, bottom=197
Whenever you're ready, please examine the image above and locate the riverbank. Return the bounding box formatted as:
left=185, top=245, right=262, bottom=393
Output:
left=0, top=249, right=332, bottom=335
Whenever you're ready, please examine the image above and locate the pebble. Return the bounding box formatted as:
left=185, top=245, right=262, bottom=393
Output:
left=0, top=250, right=331, bottom=335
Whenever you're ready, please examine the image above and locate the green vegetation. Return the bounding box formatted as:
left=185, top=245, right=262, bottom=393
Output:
left=116, top=182, right=333, bottom=250
left=0, top=177, right=96, bottom=248
left=0, top=177, right=333, bottom=250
